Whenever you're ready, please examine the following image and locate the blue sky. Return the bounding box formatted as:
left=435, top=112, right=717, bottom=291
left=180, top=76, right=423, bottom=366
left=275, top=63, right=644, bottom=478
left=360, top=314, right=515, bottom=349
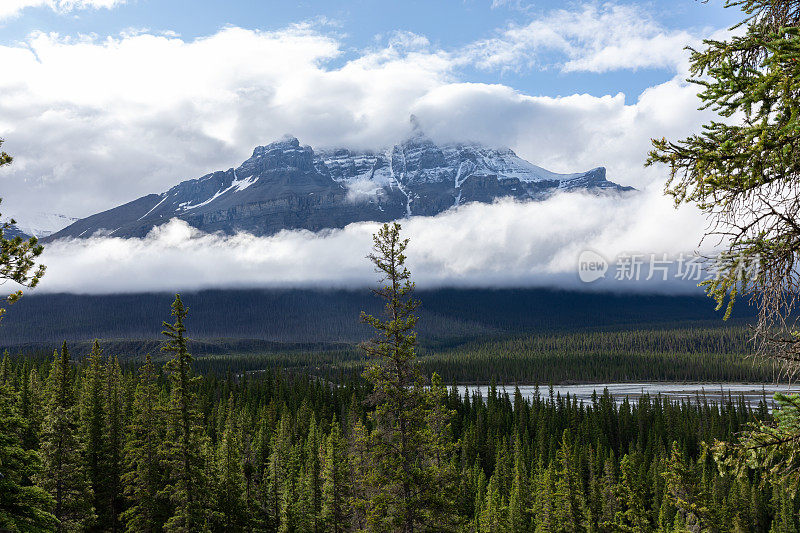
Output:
left=1, top=0, right=738, bottom=98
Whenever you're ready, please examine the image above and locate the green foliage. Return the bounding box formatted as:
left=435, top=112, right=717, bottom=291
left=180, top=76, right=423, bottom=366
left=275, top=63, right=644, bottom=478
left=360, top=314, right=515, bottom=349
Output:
left=1, top=347, right=797, bottom=532
left=121, top=354, right=168, bottom=533
left=646, top=0, right=800, bottom=372
left=215, top=394, right=248, bottom=530
left=160, top=294, right=213, bottom=532
left=38, top=343, right=95, bottom=531
left=80, top=340, right=108, bottom=530
left=0, top=139, right=46, bottom=323
left=360, top=223, right=459, bottom=532
left=320, top=417, right=350, bottom=533
left=0, top=379, right=56, bottom=531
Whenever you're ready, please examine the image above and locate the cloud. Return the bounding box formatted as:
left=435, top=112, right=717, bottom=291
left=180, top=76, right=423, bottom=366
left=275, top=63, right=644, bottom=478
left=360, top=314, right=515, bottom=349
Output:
left=0, top=0, right=125, bottom=20
left=28, top=188, right=714, bottom=294
left=0, top=14, right=715, bottom=222
left=0, top=3, right=729, bottom=297
left=463, top=3, right=703, bottom=73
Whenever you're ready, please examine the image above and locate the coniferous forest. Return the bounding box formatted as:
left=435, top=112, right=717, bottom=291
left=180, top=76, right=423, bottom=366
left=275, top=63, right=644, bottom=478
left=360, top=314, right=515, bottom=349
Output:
left=1, top=222, right=798, bottom=532
left=5, top=1, right=800, bottom=530
left=0, top=318, right=795, bottom=531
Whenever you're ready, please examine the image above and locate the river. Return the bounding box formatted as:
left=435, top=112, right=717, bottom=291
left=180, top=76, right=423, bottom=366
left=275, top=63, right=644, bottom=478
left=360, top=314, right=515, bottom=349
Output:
left=457, top=382, right=800, bottom=407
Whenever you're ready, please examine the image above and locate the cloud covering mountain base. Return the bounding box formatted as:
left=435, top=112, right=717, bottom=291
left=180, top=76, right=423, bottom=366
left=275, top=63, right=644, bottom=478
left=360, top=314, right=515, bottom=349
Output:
left=31, top=189, right=712, bottom=294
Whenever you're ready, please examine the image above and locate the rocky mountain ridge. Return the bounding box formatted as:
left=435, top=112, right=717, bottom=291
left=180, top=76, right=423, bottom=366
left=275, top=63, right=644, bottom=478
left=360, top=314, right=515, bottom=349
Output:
left=49, top=133, right=633, bottom=240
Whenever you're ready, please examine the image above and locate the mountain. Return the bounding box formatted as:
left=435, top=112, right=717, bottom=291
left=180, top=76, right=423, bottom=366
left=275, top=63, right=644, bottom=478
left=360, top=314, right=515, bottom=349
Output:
left=49, top=132, right=633, bottom=240
left=4, top=212, right=78, bottom=239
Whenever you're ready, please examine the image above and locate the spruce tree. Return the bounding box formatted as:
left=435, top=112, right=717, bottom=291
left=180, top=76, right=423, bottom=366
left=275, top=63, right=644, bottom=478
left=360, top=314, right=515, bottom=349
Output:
left=646, top=0, right=800, bottom=371
left=348, top=417, right=370, bottom=532
left=160, top=295, right=210, bottom=532
left=121, top=354, right=168, bottom=533
left=320, top=418, right=350, bottom=533
left=38, top=343, right=94, bottom=532
left=0, top=141, right=46, bottom=322
left=19, top=366, right=44, bottom=452
left=0, top=379, right=56, bottom=531
left=662, top=444, right=709, bottom=532
left=360, top=222, right=457, bottom=532
left=507, top=436, right=531, bottom=532
left=104, top=356, right=125, bottom=532
left=80, top=340, right=108, bottom=531
left=216, top=394, right=248, bottom=531
left=297, top=415, right=321, bottom=533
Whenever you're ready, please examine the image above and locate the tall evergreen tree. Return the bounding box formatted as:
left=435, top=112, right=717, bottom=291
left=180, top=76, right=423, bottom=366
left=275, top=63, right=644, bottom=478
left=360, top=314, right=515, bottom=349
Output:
left=121, top=354, right=168, bottom=533
left=0, top=379, right=56, bottom=531
left=360, top=222, right=458, bottom=532
left=216, top=394, right=248, bottom=531
left=38, top=343, right=94, bottom=532
left=80, top=340, right=108, bottom=531
left=160, top=295, right=210, bottom=532
left=320, top=418, right=350, bottom=533
left=662, top=444, right=709, bottom=532
left=19, top=366, right=44, bottom=452
left=297, top=415, right=321, bottom=533
left=104, top=356, right=125, bottom=532
left=507, top=436, right=531, bottom=533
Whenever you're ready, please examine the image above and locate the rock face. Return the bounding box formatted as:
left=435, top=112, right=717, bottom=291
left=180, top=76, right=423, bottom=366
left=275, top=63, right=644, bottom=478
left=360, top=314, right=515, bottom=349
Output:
left=49, top=133, right=634, bottom=240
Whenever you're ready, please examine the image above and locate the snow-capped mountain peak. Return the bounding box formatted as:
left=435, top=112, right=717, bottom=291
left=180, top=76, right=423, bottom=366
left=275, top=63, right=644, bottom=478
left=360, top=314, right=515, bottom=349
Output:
left=47, top=132, right=633, bottom=240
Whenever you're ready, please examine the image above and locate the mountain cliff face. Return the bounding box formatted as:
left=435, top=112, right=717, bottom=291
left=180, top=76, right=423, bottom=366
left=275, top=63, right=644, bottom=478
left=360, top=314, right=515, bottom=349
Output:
left=49, top=134, right=633, bottom=240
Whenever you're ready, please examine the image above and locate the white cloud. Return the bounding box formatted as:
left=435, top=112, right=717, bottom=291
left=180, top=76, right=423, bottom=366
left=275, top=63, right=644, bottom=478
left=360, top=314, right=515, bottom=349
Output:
left=28, top=187, right=712, bottom=294
left=0, top=3, right=730, bottom=294
left=464, top=3, right=703, bottom=73
left=0, top=0, right=125, bottom=20
left=0, top=17, right=714, bottom=222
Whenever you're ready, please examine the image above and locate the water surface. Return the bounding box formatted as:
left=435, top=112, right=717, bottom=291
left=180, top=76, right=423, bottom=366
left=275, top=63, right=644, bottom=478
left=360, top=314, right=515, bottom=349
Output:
left=457, top=383, right=800, bottom=407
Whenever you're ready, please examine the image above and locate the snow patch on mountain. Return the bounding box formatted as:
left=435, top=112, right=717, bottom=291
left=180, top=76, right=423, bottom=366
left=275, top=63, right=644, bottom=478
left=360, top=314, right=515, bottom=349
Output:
left=6, top=212, right=78, bottom=238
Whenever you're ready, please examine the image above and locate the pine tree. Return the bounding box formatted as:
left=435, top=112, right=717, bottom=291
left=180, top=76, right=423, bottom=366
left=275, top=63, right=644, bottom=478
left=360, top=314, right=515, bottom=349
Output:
left=0, top=379, right=56, bottom=531
left=507, top=436, right=531, bottom=532
left=297, top=415, right=321, bottom=533
left=320, top=418, right=350, bottom=533
left=619, top=451, right=651, bottom=533
left=121, top=354, right=168, bottom=533
left=553, top=431, right=588, bottom=533
left=533, top=462, right=556, bottom=533
left=38, top=343, right=95, bottom=532
left=160, top=295, right=210, bottom=532
left=19, top=366, right=44, bottom=452
left=662, top=444, right=709, bottom=533
left=348, top=417, right=370, bottom=532
left=216, top=394, right=248, bottom=531
left=0, top=350, right=9, bottom=383
left=646, top=0, right=800, bottom=370
left=255, top=407, right=279, bottom=532
left=360, top=222, right=458, bottom=532
left=479, top=471, right=508, bottom=533
left=271, top=414, right=300, bottom=533
left=0, top=141, right=46, bottom=323
left=104, top=356, right=125, bottom=532
left=769, top=481, right=798, bottom=533
left=80, top=340, right=108, bottom=531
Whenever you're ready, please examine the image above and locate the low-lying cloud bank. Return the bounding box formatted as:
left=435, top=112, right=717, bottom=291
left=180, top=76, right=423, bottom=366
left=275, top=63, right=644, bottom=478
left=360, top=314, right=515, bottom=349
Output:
left=28, top=189, right=715, bottom=295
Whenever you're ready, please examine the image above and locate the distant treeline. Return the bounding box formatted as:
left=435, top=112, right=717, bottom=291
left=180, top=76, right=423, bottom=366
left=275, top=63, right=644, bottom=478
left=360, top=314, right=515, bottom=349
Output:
left=0, top=288, right=757, bottom=346
left=2, top=325, right=758, bottom=385
left=419, top=327, right=772, bottom=384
